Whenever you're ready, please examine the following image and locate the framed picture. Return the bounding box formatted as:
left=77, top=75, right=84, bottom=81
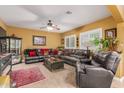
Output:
left=33, top=36, right=46, bottom=46
left=105, top=28, right=117, bottom=38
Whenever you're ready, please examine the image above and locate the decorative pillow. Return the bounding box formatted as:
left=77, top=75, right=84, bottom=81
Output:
left=48, top=49, right=53, bottom=55
left=29, top=51, right=36, bottom=57
left=44, top=48, right=49, bottom=55
left=53, top=49, right=58, bottom=55
left=82, top=50, right=87, bottom=55
left=72, top=49, right=75, bottom=54
left=75, top=51, right=82, bottom=56
left=40, top=49, right=44, bottom=56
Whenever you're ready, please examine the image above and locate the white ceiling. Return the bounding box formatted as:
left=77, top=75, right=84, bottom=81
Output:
left=0, top=5, right=111, bottom=33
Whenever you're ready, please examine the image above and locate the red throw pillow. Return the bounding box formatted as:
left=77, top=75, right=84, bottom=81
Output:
left=44, top=48, right=48, bottom=52
left=53, top=49, right=58, bottom=55
left=40, top=49, right=44, bottom=56
left=43, top=48, right=49, bottom=55
left=29, top=51, right=36, bottom=57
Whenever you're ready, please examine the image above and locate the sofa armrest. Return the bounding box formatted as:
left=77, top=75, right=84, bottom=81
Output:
left=78, top=66, right=114, bottom=88
left=76, top=62, right=85, bottom=74
left=86, top=67, right=114, bottom=77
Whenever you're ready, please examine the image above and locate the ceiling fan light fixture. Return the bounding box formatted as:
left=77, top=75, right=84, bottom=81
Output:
left=40, top=19, right=60, bottom=31
left=47, top=26, right=53, bottom=31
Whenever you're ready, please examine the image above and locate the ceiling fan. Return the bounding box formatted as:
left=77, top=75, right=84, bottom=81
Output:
left=40, top=20, right=60, bottom=31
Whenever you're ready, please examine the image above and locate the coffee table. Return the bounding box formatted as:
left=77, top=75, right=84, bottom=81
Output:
left=44, top=57, right=64, bottom=71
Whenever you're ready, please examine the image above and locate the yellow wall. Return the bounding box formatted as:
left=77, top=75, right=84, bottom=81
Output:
left=116, top=22, right=124, bottom=77
left=7, top=26, right=61, bottom=51
left=61, top=16, right=117, bottom=47
left=0, top=19, right=7, bottom=31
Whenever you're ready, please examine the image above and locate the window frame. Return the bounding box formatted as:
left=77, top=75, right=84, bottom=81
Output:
left=79, top=28, right=102, bottom=49
left=64, top=34, right=76, bottom=49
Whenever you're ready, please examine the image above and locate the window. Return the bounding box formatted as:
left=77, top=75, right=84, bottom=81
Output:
left=80, top=28, right=102, bottom=49
left=65, top=35, right=76, bottom=49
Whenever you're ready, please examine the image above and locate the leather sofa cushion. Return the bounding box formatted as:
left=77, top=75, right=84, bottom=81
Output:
left=63, top=50, right=71, bottom=56
left=70, top=55, right=85, bottom=59
left=92, top=51, right=111, bottom=67
left=79, top=64, right=98, bottom=74
left=91, top=60, right=101, bottom=67
left=26, top=58, right=44, bottom=63
left=75, top=51, right=83, bottom=56
left=61, top=56, right=79, bottom=62
left=82, top=50, right=88, bottom=55
left=105, top=52, right=120, bottom=74
left=25, top=56, right=44, bottom=60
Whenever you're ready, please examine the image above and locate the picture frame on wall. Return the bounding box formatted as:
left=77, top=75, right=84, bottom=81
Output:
left=105, top=28, right=117, bottom=38
left=33, top=35, right=46, bottom=46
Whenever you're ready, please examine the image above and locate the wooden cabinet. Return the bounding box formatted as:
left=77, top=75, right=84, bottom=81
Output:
left=61, top=38, right=64, bottom=45
left=0, top=53, right=12, bottom=76
left=76, top=37, right=79, bottom=47
left=0, top=36, right=22, bottom=55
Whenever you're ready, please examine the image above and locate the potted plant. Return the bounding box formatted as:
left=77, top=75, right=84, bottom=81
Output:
left=57, top=46, right=64, bottom=51
left=57, top=46, right=64, bottom=55
left=100, top=38, right=109, bottom=51
left=91, top=37, right=119, bottom=51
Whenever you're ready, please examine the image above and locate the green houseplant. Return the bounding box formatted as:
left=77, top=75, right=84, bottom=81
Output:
left=92, top=37, right=119, bottom=51
left=57, top=46, right=64, bottom=51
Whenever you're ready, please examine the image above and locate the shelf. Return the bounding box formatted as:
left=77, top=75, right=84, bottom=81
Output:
left=0, top=53, right=12, bottom=76
left=0, top=36, right=22, bottom=55
left=76, top=37, right=79, bottom=47
left=61, top=38, right=64, bottom=45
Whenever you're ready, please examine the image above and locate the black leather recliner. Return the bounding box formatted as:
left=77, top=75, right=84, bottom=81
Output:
left=76, top=51, right=120, bottom=88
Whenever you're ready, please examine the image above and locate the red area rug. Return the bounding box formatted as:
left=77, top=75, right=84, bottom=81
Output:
left=11, top=67, right=45, bottom=87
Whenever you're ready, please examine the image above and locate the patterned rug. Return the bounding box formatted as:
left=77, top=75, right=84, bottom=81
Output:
left=11, top=67, right=45, bottom=87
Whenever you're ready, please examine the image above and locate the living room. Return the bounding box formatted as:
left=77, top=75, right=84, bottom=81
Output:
left=0, top=2, right=124, bottom=90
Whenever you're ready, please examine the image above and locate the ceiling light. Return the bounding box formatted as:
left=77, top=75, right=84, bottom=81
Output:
left=47, top=26, right=53, bottom=31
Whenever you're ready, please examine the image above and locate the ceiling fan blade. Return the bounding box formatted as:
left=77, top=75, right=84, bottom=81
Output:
left=52, top=25, right=60, bottom=30
left=40, top=20, right=60, bottom=31
left=55, top=27, right=60, bottom=30
left=40, top=26, right=47, bottom=29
